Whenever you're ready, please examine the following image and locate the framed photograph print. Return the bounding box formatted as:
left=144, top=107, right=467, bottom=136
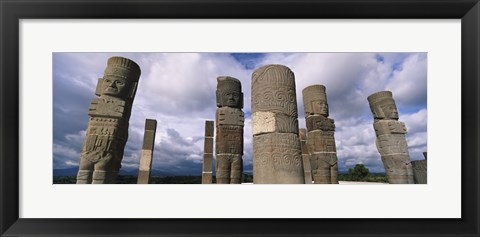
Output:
left=1, top=0, right=479, bottom=236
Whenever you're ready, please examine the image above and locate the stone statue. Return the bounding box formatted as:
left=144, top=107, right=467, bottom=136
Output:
left=76, top=56, right=141, bottom=184
left=215, top=76, right=244, bottom=184
left=302, top=85, right=338, bottom=184
left=202, top=120, right=214, bottom=184
left=252, top=64, right=305, bottom=184
left=368, top=91, right=414, bottom=184
left=137, top=119, right=157, bottom=184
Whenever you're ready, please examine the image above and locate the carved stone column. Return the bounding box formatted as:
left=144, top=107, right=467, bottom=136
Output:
left=202, top=120, right=214, bottom=184
left=137, top=119, right=157, bottom=184
left=302, top=85, right=338, bottom=184
left=215, top=77, right=244, bottom=184
left=412, top=152, right=427, bottom=184
left=76, top=56, right=141, bottom=184
left=368, top=91, right=414, bottom=184
left=252, top=65, right=304, bottom=184
left=299, top=128, right=313, bottom=184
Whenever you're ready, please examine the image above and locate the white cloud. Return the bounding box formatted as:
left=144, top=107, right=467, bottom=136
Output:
left=53, top=143, right=80, bottom=159
left=402, top=108, right=427, bottom=134
left=387, top=53, right=427, bottom=108
left=65, top=130, right=86, bottom=146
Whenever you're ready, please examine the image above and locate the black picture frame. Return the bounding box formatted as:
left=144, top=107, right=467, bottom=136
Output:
left=1, top=0, right=479, bottom=236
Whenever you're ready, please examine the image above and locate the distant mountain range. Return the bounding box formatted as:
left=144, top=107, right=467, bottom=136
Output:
left=53, top=165, right=380, bottom=177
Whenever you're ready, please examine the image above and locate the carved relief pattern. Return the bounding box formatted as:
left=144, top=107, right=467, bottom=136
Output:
left=368, top=91, right=414, bottom=184
left=215, top=76, right=244, bottom=184
left=302, top=85, right=338, bottom=184
left=76, top=57, right=140, bottom=184
left=252, top=65, right=304, bottom=184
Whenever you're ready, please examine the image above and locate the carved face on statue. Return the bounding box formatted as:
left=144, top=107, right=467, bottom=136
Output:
left=380, top=101, right=399, bottom=120
left=221, top=90, right=241, bottom=107
left=101, top=75, right=129, bottom=98
left=312, top=100, right=329, bottom=117
left=367, top=91, right=401, bottom=120
left=216, top=76, right=243, bottom=108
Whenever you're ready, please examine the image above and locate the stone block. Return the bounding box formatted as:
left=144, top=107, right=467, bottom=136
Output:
left=142, top=130, right=156, bottom=150
left=202, top=154, right=213, bottom=172
left=204, top=137, right=214, bottom=153
left=205, top=120, right=214, bottom=137
left=411, top=159, right=427, bottom=184
left=202, top=173, right=212, bottom=184
left=252, top=112, right=298, bottom=135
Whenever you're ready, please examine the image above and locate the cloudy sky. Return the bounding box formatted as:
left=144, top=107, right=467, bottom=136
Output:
left=53, top=52, right=427, bottom=175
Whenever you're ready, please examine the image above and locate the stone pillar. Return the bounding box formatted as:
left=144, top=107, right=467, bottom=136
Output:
left=215, top=76, right=244, bottom=184
left=302, top=85, right=339, bottom=184
left=137, top=119, right=157, bottom=184
left=368, top=91, right=414, bottom=184
left=202, top=120, right=214, bottom=184
left=76, top=57, right=141, bottom=184
left=252, top=64, right=304, bottom=184
left=299, top=128, right=313, bottom=184
left=412, top=151, right=427, bottom=184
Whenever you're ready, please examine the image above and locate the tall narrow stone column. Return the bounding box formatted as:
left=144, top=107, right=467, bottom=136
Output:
left=215, top=77, right=244, bottom=184
left=302, top=85, right=338, bottom=184
left=137, top=119, right=157, bottom=184
left=368, top=91, right=414, bottom=184
left=299, top=128, right=313, bottom=184
left=252, top=64, right=304, bottom=184
left=412, top=152, right=427, bottom=184
left=76, top=56, right=141, bottom=184
left=202, top=120, right=214, bottom=184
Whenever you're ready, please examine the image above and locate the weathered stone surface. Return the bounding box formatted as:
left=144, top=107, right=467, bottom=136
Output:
left=216, top=107, right=244, bottom=126
left=302, top=84, right=328, bottom=117
left=299, top=128, right=309, bottom=154
left=76, top=56, right=141, bottom=184
left=368, top=91, right=414, bottom=184
left=412, top=157, right=427, bottom=184
left=253, top=133, right=304, bottom=184
left=202, top=154, right=213, bottom=184
left=215, top=76, right=244, bottom=184
left=216, top=154, right=243, bottom=184
left=252, top=65, right=304, bottom=184
left=202, top=173, right=213, bottom=184
left=252, top=65, right=298, bottom=117
left=204, top=137, right=214, bottom=154
left=299, top=128, right=313, bottom=184
left=306, top=115, right=335, bottom=132
left=306, top=130, right=337, bottom=153
left=216, top=125, right=243, bottom=154
left=205, top=120, right=214, bottom=137
left=252, top=112, right=299, bottom=135
left=310, top=153, right=338, bottom=184
left=202, top=120, right=214, bottom=184
left=302, top=85, right=338, bottom=184
left=216, top=76, right=243, bottom=109
left=137, top=119, right=157, bottom=184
